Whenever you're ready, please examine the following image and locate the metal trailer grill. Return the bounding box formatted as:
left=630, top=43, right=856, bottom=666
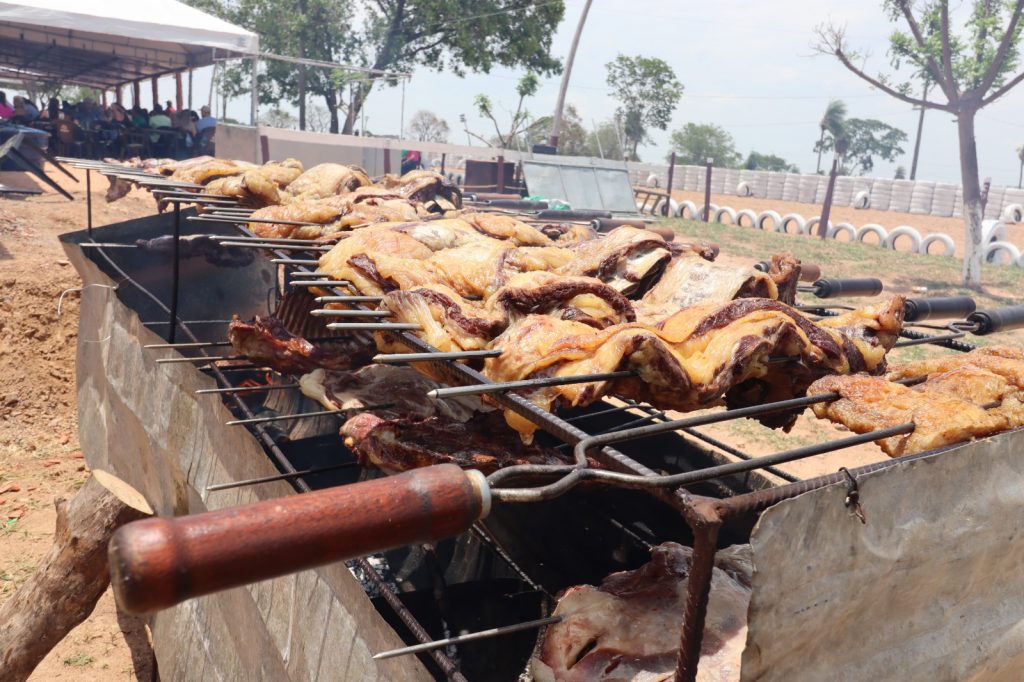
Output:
left=59, top=157, right=1024, bottom=681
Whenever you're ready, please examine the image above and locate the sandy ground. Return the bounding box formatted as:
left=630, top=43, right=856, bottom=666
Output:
left=0, top=163, right=1017, bottom=677
left=0, top=165, right=156, bottom=681
left=663, top=188, right=1024, bottom=258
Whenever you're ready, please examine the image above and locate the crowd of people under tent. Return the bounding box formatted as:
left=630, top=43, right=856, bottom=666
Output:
left=0, top=91, right=218, bottom=160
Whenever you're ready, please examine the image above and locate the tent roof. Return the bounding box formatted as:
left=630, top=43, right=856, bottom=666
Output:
left=0, top=0, right=257, bottom=90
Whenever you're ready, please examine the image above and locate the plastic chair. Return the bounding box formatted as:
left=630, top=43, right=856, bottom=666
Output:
left=195, top=126, right=216, bottom=156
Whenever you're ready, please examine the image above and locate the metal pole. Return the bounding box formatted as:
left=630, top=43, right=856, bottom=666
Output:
left=187, top=69, right=193, bottom=111
left=168, top=202, right=181, bottom=343
left=440, top=152, right=446, bottom=175
left=549, top=0, right=593, bottom=149
left=399, top=78, right=406, bottom=138
left=496, top=155, right=506, bottom=193
left=702, top=158, right=713, bottom=222
left=151, top=77, right=158, bottom=109
left=818, top=157, right=839, bottom=238
left=86, top=169, right=92, bottom=237
left=208, top=63, right=216, bottom=113
left=909, top=82, right=929, bottom=180
left=175, top=72, right=184, bottom=111
left=250, top=55, right=259, bottom=125
left=664, top=151, right=676, bottom=216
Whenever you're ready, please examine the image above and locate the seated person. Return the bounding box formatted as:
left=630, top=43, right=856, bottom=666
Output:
left=0, top=92, right=13, bottom=120
left=148, top=104, right=172, bottom=143
left=196, top=105, right=217, bottom=133
left=74, top=98, right=101, bottom=128
left=11, top=96, right=39, bottom=123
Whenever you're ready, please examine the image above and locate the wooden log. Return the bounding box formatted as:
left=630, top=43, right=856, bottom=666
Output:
left=0, top=473, right=151, bottom=682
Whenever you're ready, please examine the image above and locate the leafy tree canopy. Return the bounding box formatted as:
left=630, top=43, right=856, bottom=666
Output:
left=669, top=122, right=740, bottom=167
left=527, top=104, right=589, bottom=155
left=744, top=151, right=799, bottom=173
left=814, top=117, right=907, bottom=174
left=605, top=54, right=683, bottom=160
left=406, top=109, right=450, bottom=142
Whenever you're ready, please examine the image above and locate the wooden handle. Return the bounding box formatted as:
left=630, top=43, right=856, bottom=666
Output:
left=108, top=464, right=490, bottom=614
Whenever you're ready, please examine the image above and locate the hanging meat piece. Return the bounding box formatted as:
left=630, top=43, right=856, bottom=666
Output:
left=460, top=212, right=554, bottom=246
left=530, top=542, right=752, bottom=682
left=557, top=226, right=672, bottom=295
left=169, top=158, right=255, bottom=185
left=340, top=411, right=569, bottom=474
left=380, top=169, right=463, bottom=209
left=227, top=315, right=376, bottom=375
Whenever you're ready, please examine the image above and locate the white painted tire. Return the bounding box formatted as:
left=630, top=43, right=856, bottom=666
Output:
left=676, top=200, right=700, bottom=219
left=714, top=206, right=738, bottom=225
left=985, top=240, right=1021, bottom=265
left=884, top=225, right=923, bottom=252
left=735, top=208, right=758, bottom=228
left=777, top=213, right=807, bottom=235
left=804, top=216, right=831, bottom=237
left=827, top=222, right=857, bottom=241
left=755, top=210, right=781, bottom=231
left=1002, top=203, right=1024, bottom=224
left=654, top=197, right=679, bottom=217
left=853, top=190, right=871, bottom=209
left=1016, top=252, right=1024, bottom=269
left=698, top=203, right=719, bottom=220
left=919, top=232, right=955, bottom=257
left=855, top=223, right=888, bottom=245
left=736, top=181, right=752, bottom=197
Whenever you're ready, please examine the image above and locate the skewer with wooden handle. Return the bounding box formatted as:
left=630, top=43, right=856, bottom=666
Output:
left=108, top=464, right=490, bottom=614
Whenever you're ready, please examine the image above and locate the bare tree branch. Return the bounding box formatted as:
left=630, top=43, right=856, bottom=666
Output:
left=815, top=25, right=952, bottom=111
left=896, top=0, right=956, bottom=99
left=980, top=68, right=1024, bottom=106
left=939, top=0, right=958, bottom=96
left=977, top=0, right=1024, bottom=93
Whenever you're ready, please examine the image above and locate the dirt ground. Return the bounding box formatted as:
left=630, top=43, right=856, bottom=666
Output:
left=0, top=165, right=156, bottom=681
left=0, top=163, right=1020, bottom=678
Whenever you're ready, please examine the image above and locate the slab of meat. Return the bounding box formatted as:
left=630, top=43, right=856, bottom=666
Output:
left=635, top=253, right=800, bottom=325
left=282, top=163, right=372, bottom=202
left=379, top=169, right=463, bottom=209
left=248, top=197, right=420, bottom=239
left=340, top=411, right=570, bottom=474
left=374, top=272, right=636, bottom=365
left=558, top=227, right=672, bottom=295
left=298, top=365, right=486, bottom=422
left=809, top=345, right=1024, bottom=456
left=227, top=315, right=375, bottom=375
left=484, top=297, right=905, bottom=441
left=169, top=158, right=256, bottom=185
left=530, top=542, right=752, bottom=682
left=203, top=159, right=304, bottom=208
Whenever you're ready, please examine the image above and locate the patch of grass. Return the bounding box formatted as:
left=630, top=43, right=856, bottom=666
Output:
left=63, top=653, right=94, bottom=667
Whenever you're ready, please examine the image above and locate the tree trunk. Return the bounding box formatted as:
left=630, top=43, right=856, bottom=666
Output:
left=957, top=110, right=984, bottom=289
left=815, top=128, right=825, bottom=174
left=342, top=83, right=373, bottom=135
left=325, top=91, right=339, bottom=134
left=0, top=475, right=150, bottom=682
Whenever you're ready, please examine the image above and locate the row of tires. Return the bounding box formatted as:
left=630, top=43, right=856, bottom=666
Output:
left=657, top=199, right=1024, bottom=267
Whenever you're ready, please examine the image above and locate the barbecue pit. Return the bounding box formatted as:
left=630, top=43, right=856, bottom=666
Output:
left=60, top=157, right=1024, bottom=681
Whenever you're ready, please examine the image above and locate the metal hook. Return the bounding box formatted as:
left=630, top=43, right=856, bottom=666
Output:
left=839, top=467, right=866, bottom=524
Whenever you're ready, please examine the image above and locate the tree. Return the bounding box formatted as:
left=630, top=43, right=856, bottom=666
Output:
left=307, top=103, right=332, bottom=133
left=813, top=117, right=908, bottom=175
left=472, top=73, right=540, bottom=149
left=582, top=119, right=625, bottom=160
left=816, top=1, right=1024, bottom=289
left=187, top=0, right=355, bottom=133
left=815, top=99, right=847, bottom=173
left=260, top=106, right=298, bottom=129
left=528, top=104, right=589, bottom=155
left=406, top=110, right=450, bottom=142
left=744, top=151, right=799, bottom=172
left=605, top=55, right=683, bottom=160
left=341, top=1, right=564, bottom=134
left=668, top=123, right=740, bottom=167
left=894, top=165, right=907, bottom=179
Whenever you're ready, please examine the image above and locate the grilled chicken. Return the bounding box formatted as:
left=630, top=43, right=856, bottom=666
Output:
left=809, top=346, right=1024, bottom=456
left=247, top=197, right=420, bottom=239
left=379, top=169, right=463, bottom=209
left=485, top=297, right=905, bottom=441
left=530, top=542, right=751, bottom=682
left=282, top=163, right=372, bottom=202
left=169, top=158, right=256, bottom=185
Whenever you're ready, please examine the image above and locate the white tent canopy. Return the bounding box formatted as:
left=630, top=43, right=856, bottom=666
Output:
left=0, top=0, right=257, bottom=90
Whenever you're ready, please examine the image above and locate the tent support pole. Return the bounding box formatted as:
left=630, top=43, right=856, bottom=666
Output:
left=250, top=55, right=258, bottom=125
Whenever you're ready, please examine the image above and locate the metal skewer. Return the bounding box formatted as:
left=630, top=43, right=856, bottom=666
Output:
left=205, top=461, right=361, bottom=492
left=372, top=616, right=563, bottom=660
left=219, top=241, right=332, bottom=252
left=272, top=258, right=321, bottom=266
left=196, top=384, right=300, bottom=395
left=290, top=280, right=352, bottom=287
left=156, top=355, right=244, bottom=364
left=316, top=295, right=385, bottom=303
left=310, top=309, right=392, bottom=317
left=145, top=340, right=232, bottom=349
left=373, top=349, right=503, bottom=363
left=326, top=322, right=421, bottom=330
left=226, top=404, right=393, bottom=426
left=427, top=370, right=636, bottom=399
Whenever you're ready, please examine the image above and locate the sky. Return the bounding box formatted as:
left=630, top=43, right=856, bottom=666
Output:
left=144, top=0, right=1024, bottom=186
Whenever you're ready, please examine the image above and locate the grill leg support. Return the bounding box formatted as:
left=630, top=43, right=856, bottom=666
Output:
left=168, top=202, right=181, bottom=343
left=675, top=498, right=723, bottom=682
left=86, top=169, right=93, bottom=237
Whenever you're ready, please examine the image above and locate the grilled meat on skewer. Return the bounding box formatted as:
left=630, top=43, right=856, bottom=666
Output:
left=485, top=297, right=905, bottom=441
left=247, top=197, right=420, bottom=239
left=341, top=411, right=570, bottom=474
left=203, top=159, right=304, bottom=208
left=227, top=315, right=376, bottom=375
left=169, top=158, right=257, bottom=185
left=809, top=346, right=1024, bottom=456
left=530, top=542, right=751, bottom=682
left=281, top=163, right=372, bottom=202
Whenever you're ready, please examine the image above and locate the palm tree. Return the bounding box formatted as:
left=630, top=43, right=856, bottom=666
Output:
left=815, top=99, right=847, bottom=174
